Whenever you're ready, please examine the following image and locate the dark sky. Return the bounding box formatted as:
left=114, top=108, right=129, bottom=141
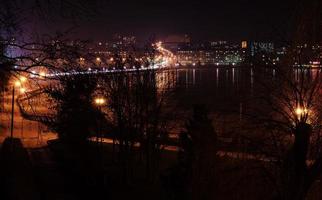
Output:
left=27, top=0, right=298, bottom=42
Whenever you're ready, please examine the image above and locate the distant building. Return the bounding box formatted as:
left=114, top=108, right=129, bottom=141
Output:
left=163, top=34, right=190, bottom=52
left=110, top=34, right=137, bottom=50
left=249, top=41, right=274, bottom=56
left=176, top=41, right=245, bottom=66
left=292, top=44, right=322, bottom=66
left=242, top=41, right=279, bottom=66
left=210, top=40, right=228, bottom=46
left=241, top=41, right=248, bottom=49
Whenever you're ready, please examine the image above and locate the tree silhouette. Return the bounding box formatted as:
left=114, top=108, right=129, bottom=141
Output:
left=44, top=74, right=102, bottom=144
left=242, top=58, right=322, bottom=200
left=179, top=104, right=217, bottom=200
left=97, top=40, right=176, bottom=183
left=238, top=1, right=322, bottom=198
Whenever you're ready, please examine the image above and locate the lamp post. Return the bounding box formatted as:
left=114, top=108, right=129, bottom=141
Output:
left=295, top=106, right=310, bottom=123
left=10, top=81, right=21, bottom=138
left=96, top=57, right=102, bottom=68
left=94, top=97, right=106, bottom=144
left=94, top=97, right=106, bottom=186
left=10, top=77, right=27, bottom=139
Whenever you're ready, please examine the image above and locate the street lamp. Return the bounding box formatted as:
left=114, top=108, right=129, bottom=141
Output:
left=14, top=81, right=21, bottom=87
left=94, top=96, right=106, bottom=183
left=19, top=76, right=27, bottom=83
left=10, top=80, right=22, bottom=139
left=94, top=97, right=106, bottom=144
left=19, top=87, right=26, bottom=94
left=39, top=71, right=46, bottom=78
left=295, top=107, right=308, bottom=116
left=295, top=106, right=310, bottom=123
left=96, top=57, right=102, bottom=68
left=95, top=97, right=105, bottom=106
left=10, top=76, right=28, bottom=139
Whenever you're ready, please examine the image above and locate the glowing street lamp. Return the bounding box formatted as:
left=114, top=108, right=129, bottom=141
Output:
left=96, top=57, right=102, bottom=68
left=296, top=107, right=303, bottom=116
left=295, top=107, right=308, bottom=116
left=19, top=76, right=27, bottom=83
left=94, top=97, right=106, bottom=106
left=10, top=77, right=29, bottom=139
left=19, top=87, right=26, bottom=94
left=10, top=80, right=23, bottom=138
left=79, top=57, right=85, bottom=65
left=14, top=81, right=21, bottom=87
left=295, top=106, right=310, bottom=124
left=94, top=97, right=106, bottom=154
left=39, top=71, right=46, bottom=77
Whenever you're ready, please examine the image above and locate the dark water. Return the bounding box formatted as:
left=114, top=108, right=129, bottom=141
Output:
left=164, top=66, right=321, bottom=115
left=168, top=67, right=254, bottom=112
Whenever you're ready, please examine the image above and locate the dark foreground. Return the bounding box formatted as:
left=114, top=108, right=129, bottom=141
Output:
left=1, top=137, right=322, bottom=200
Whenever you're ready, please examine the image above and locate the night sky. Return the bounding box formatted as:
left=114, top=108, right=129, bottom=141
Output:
left=25, top=0, right=298, bottom=42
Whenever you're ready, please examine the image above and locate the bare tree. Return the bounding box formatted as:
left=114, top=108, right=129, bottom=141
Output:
left=246, top=66, right=321, bottom=199
left=97, top=41, right=176, bottom=183
left=234, top=1, right=322, bottom=198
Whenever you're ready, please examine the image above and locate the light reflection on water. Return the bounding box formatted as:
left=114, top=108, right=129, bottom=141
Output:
left=161, top=66, right=321, bottom=113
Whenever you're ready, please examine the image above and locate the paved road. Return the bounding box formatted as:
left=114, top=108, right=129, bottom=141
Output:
left=0, top=92, right=57, bottom=148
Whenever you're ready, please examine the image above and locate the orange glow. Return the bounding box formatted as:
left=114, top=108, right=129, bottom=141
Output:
left=14, top=81, right=21, bottom=87
left=39, top=71, right=46, bottom=77
left=295, top=107, right=308, bottom=116
left=94, top=97, right=106, bottom=105
left=20, top=76, right=27, bottom=82
left=242, top=41, right=247, bottom=49
left=19, top=87, right=26, bottom=93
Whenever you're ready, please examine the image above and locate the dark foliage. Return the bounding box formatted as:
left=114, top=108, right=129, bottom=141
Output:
left=44, top=74, right=102, bottom=144
left=163, top=104, right=217, bottom=200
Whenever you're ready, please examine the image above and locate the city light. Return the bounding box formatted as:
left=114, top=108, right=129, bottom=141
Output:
left=242, top=41, right=247, bottom=48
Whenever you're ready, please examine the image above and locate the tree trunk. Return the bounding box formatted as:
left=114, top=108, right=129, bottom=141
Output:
left=282, top=122, right=312, bottom=200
